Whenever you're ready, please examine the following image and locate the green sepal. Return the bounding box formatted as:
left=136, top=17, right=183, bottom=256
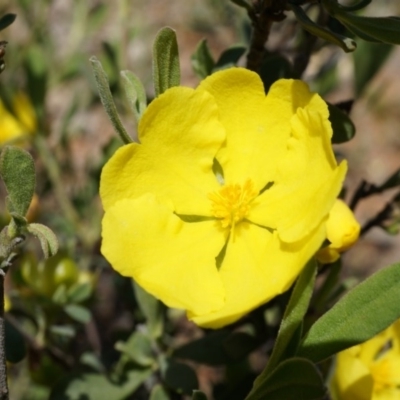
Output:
left=191, top=39, right=215, bottom=79
left=152, top=27, right=180, bottom=97
left=120, top=70, right=147, bottom=123
left=245, top=357, right=326, bottom=400
left=27, top=223, right=59, bottom=259
left=0, top=13, right=16, bottom=31
left=328, top=103, right=356, bottom=144
left=90, top=56, right=132, bottom=144
left=297, top=263, right=400, bottom=363
left=290, top=4, right=356, bottom=52
left=0, top=146, right=35, bottom=217
left=249, top=259, right=316, bottom=390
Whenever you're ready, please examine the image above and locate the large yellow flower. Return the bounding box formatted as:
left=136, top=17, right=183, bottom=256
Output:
left=331, top=320, right=400, bottom=400
left=100, top=68, right=347, bottom=328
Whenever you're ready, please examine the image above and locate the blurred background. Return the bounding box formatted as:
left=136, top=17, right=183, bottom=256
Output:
left=1, top=0, right=400, bottom=399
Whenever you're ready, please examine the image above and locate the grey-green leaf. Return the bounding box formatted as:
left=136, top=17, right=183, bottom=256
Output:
left=245, top=358, right=326, bottom=400
left=133, top=280, right=164, bottom=339
left=297, top=263, right=400, bottom=363
left=150, top=384, right=170, bottom=400
left=115, top=332, right=155, bottom=367
left=191, top=39, right=215, bottom=79
left=290, top=4, right=356, bottom=52
left=0, top=146, right=35, bottom=217
left=250, top=259, right=316, bottom=389
left=27, top=223, right=58, bottom=258
left=153, top=27, right=180, bottom=96
left=90, top=56, right=132, bottom=144
left=213, top=45, right=247, bottom=71
left=64, top=304, right=92, bottom=324
left=120, top=70, right=147, bottom=122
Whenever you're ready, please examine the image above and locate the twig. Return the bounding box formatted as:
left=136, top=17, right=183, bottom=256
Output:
left=0, top=271, right=8, bottom=400
left=246, top=0, right=287, bottom=72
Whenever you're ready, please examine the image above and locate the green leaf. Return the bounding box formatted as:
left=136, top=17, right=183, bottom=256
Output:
left=214, top=45, right=247, bottom=71
left=152, top=27, right=180, bottom=96
left=251, top=259, right=316, bottom=387
left=328, top=103, right=356, bottom=144
left=64, top=304, right=92, bottom=324
left=50, top=368, right=152, bottom=400
left=245, top=358, right=326, bottom=400
left=27, top=223, right=58, bottom=258
left=67, top=282, right=93, bottom=304
left=297, top=263, right=400, bottom=363
left=0, top=14, right=16, bottom=31
left=5, top=319, right=26, bottom=363
left=192, top=391, right=208, bottom=400
left=337, top=14, right=400, bottom=45
left=162, top=359, right=198, bottom=395
left=120, top=70, right=147, bottom=122
left=353, top=40, right=393, bottom=95
left=260, top=53, right=293, bottom=92
left=90, top=56, right=132, bottom=144
left=150, top=384, right=170, bottom=400
left=133, top=280, right=164, bottom=339
left=50, top=325, right=76, bottom=338
left=0, top=146, right=35, bottom=217
left=191, top=39, right=215, bottom=79
left=290, top=4, right=356, bottom=52
left=115, top=332, right=155, bottom=367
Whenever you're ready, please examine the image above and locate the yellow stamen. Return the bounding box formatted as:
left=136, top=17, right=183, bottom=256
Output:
left=208, top=179, right=258, bottom=231
left=371, top=358, right=397, bottom=393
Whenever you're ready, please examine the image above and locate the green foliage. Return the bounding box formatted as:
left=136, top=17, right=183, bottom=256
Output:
left=297, top=263, right=400, bottom=362
left=328, top=103, right=356, bottom=144
left=90, top=56, right=132, bottom=144
left=27, top=223, right=58, bottom=259
left=120, top=70, right=147, bottom=123
left=152, top=27, right=181, bottom=96
left=0, top=146, right=35, bottom=217
left=162, top=359, right=198, bottom=395
left=191, top=39, right=215, bottom=79
left=0, top=13, right=16, bottom=32
left=245, top=358, right=326, bottom=400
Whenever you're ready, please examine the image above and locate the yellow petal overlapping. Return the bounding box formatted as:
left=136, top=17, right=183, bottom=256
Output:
left=101, top=67, right=347, bottom=328
left=331, top=320, right=400, bottom=400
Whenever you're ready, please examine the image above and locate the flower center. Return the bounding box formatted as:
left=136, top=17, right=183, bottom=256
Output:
left=208, top=179, right=258, bottom=230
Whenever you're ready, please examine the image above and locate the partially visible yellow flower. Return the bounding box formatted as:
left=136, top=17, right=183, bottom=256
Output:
left=100, top=68, right=347, bottom=328
left=331, top=320, right=400, bottom=400
left=4, top=294, right=11, bottom=312
left=0, top=93, right=36, bottom=144
left=317, top=199, right=360, bottom=264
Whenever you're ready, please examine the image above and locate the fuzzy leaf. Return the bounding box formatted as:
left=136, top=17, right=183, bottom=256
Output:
left=0, top=146, right=35, bottom=217
left=27, top=223, right=58, bottom=258
left=191, top=39, right=215, bottom=79
left=153, top=27, right=180, bottom=96
left=120, top=70, right=147, bottom=122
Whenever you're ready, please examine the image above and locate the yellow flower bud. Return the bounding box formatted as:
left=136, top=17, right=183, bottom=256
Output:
left=317, top=199, right=360, bottom=264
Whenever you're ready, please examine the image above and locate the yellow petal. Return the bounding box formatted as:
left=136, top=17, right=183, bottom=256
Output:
left=101, top=194, right=226, bottom=315
left=100, top=86, right=225, bottom=214
left=198, top=68, right=294, bottom=191
left=249, top=102, right=347, bottom=242
left=189, top=220, right=325, bottom=328
left=332, top=350, right=374, bottom=400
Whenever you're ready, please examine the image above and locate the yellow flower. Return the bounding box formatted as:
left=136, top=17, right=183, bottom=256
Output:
left=0, top=93, right=36, bottom=144
left=331, top=320, right=400, bottom=400
left=100, top=68, right=347, bottom=328
left=317, top=199, right=360, bottom=264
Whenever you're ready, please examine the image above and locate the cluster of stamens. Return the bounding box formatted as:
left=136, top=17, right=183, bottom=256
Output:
left=208, top=179, right=258, bottom=230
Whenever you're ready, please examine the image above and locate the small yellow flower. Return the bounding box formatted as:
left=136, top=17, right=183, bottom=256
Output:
left=0, top=93, right=36, bottom=144
left=331, top=320, right=400, bottom=400
left=100, top=68, right=347, bottom=328
left=317, top=199, right=360, bottom=264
